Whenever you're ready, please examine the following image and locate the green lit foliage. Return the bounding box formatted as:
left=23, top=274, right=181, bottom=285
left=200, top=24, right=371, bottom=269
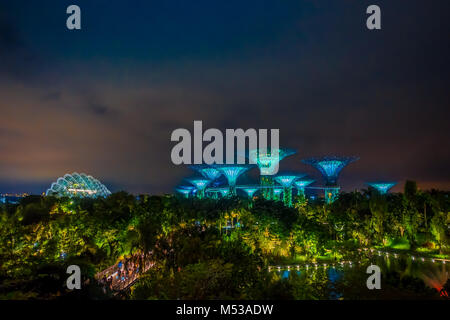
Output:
left=430, top=211, right=449, bottom=253
left=0, top=182, right=449, bottom=300
left=132, top=228, right=264, bottom=299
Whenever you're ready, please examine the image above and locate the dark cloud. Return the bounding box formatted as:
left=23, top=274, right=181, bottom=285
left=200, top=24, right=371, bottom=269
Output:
left=0, top=19, right=21, bottom=49
left=41, top=91, right=61, bottom=101
left=0, top=0, right=448, bottom=194
left=86, top=103, right=116, bottom=117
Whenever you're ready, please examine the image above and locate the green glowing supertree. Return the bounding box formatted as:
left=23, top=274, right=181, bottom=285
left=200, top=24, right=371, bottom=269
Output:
left=242, top=187, right=259, bottom=208
left=273, top=188, right=283, bottom=201
left=274, top=173, right=306, bottom=207
left=293, top=179, right=315, bottom=196
left=247, top=148, right=296, bottom=200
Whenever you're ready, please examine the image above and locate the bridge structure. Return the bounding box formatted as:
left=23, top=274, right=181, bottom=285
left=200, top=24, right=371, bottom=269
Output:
left=95, top=252, right=154, bottom=293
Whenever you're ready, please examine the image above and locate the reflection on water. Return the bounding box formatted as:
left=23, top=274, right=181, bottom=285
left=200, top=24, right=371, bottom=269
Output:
left=272, top=255, right=450, bottom=300
left=327, top=267, right=343, bottom=299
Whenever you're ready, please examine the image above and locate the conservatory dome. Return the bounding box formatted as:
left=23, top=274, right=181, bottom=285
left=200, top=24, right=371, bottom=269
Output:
left=46, top=173, right=111, bottom=198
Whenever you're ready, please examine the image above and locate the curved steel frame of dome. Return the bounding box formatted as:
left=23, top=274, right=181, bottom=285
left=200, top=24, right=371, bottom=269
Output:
left=46, top=173, right=111, bottom=198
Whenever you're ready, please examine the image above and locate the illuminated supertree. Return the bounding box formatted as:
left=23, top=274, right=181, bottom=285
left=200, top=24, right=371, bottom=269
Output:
left=219, top=189, right=230, bottom=198
left=175, top=186, right=195, bottom=198
left=242, top=188, right=258, bottom=199
left=247, top=148, right=296, bottom=200
left=302, top=156, right=358, bottom=203
left=191, top=165, right=223, bottom=199
left=190, top=165, right=222, bottom=181
left=242, top=187, right=258, bottom=208
left=190, top=166, right=221, bottom=198
left=186, top=178, right=211, bottom=199
left=274, top=173, right=306, bottom=207
left=273, top=188, right=283, bottom=201
left=293, top=179, right=315, bottom=197
left=367, top=182, right=397, bottom=194
left=213, top=164, right=253, bottom=195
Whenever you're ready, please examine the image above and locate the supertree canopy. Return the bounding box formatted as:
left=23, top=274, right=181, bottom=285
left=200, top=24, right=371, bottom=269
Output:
left=273, top=188, right=283, bottom=195
left=213, top=164, right=253, bottom=195
left=367, top=182, right=397, bottom=194
left=302, top=156, right=359, bottom=186
left=247, top=148, right=296, bottom=175
left=274, top=173, right=306, bottom=207
left=242, top=188, right=258, bottom=198
left=175, top=186, right=195, bottom=198
left=294, top=179, right=315, bottom=196
left=294, top=179, right=315, bottom=189
left=46, top=173, right=111, bottom=198
left=274, top=175, right=302, bottom=188
left=273, top=188, right=283, bottom=201
left=248, top=148, right=296, bottom=200
left=187, top=178, right=210, bottom=199
left=190, top=165, right=222, bottom=181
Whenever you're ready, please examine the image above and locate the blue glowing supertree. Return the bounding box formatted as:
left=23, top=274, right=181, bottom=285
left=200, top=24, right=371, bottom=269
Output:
left=293, top=179, right=315, bottom=196
left=242, top=188, right=258, bottom=199
left=219, top=188, right=230, bottom=197
left=190, top=165, right=222, bottom=181
left=213, top=164, right=253, bottom=195
left=274, top=173, right=306, bottom=207
left=302, top=156, right=358, bottom=203
left=186, top=178, right=211, bottom=199
left=175, top=186, right=195, bottom=198
left=367, top=182, right=397, bottom=194
left=191, top=165, right=223, bottom=199
left=247, top=148, right=296, bottom=200
left=302, top=156, right=359, bottom=186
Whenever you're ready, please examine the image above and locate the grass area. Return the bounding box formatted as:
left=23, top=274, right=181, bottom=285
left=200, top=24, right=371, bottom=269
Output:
left=268, top=251, right=345, bottom=266
left=373, top=239, right=450, bottom=260
left=269, top=241, right=450, bottom=266
left=386, top=237, right=410, bottom=250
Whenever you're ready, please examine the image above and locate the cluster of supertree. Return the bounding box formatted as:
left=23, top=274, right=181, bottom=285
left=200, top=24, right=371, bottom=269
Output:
left=176, top=149, right=397, bottom=206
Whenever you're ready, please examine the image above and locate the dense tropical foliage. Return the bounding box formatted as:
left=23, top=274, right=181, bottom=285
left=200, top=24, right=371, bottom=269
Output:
left=0, top=181, right=449, bottom=299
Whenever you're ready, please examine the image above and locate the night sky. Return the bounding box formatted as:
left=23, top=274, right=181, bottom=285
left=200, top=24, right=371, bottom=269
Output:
left=0, top=0, right=449, bottom=194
